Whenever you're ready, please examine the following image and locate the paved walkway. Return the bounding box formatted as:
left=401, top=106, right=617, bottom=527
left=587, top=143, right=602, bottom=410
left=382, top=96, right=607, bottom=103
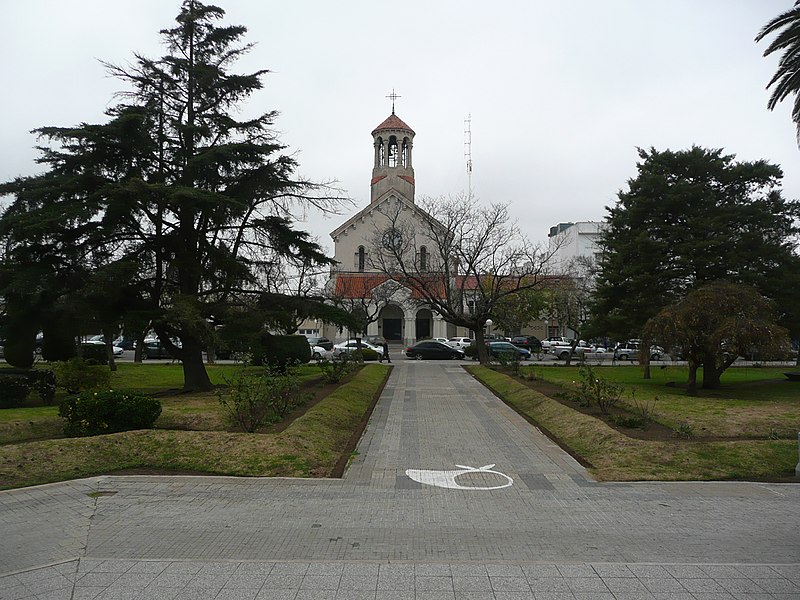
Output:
left=1, top=362, right=798, bottom=599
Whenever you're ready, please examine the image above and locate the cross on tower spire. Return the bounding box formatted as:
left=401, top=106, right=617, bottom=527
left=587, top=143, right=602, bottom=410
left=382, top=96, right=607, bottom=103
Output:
left=386, top=89, right=401, bottom=114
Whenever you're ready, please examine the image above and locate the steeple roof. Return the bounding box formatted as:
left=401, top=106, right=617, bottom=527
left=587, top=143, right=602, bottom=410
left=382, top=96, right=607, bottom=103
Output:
left=371, top=112, right=415, bottom=136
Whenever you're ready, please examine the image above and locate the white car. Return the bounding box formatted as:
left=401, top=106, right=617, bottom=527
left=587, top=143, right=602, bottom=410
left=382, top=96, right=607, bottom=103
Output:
left=332, top=340, right=385, bottom=358
left=447, top=337, right=474, bottom=349
left=541, top=337, right=574, bottom=352
left=84, top=336, right=124, bottom=357
left=432, top=337, right=450, bottom=344
left=309, top=345, right=333, bottom=361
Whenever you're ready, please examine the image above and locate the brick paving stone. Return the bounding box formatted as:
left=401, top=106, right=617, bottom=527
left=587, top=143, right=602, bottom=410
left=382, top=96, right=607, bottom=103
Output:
left=0, top=363, right=797, bottom=599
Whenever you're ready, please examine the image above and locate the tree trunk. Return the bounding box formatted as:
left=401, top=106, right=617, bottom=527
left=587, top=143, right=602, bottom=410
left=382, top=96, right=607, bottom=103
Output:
left=701, top=356, right=722, bottom=389
left=106, top=342, right=117, bottom=372
left=686, top=360, right=698, bottom=395
left=181, top=341, right=213, bottom=391
left=642, top=352, right=651, bottom=379
left=474, top=328, right=490, bottom=364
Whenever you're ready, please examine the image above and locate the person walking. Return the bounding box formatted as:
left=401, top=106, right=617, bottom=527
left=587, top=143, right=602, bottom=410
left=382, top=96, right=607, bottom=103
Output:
left=381, top=339, right=391, bottom=363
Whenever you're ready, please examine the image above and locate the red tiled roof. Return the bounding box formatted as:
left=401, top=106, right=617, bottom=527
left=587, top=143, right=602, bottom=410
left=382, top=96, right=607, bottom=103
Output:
left=334, top=273, right=432, bottom=300
left=398, top=175, right=415, bottom=185
left=371, top=113, right=415, bottom=135
left=334, top=274, right=390, bottom=298
left=370, top=175, right=387, bottom=185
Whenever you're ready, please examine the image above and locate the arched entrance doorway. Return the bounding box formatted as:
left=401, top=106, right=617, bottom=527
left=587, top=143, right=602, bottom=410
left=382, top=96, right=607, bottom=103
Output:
left=380, top=304, right=404, bottom=342
left=415, top=308, right=433, bottom=340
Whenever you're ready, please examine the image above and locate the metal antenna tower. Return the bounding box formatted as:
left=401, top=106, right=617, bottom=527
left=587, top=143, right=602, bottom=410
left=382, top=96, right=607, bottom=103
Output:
left=464, top=114, right=473, bottom=198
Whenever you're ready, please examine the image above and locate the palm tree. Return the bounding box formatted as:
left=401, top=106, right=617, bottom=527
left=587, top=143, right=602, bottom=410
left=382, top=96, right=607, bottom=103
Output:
left=756, top=2, right=800, bottom=140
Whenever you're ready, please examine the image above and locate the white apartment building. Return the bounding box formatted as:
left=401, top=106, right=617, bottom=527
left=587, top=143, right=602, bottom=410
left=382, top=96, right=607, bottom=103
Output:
left=547, top=221, right=608, bottom=275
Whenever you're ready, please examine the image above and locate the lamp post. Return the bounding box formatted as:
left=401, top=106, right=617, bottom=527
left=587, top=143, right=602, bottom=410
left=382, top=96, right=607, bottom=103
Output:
left=485, top=319, right=493, bottom=339
left=544, top=319, right=549, bottom=339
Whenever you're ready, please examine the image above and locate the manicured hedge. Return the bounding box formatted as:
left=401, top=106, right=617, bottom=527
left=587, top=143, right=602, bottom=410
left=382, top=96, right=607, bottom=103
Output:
left=59, top=390, right=162, bottom=437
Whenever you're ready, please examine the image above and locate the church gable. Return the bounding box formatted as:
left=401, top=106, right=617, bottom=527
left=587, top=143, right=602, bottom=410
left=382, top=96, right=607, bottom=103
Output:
left=331, top=192, right=445, bottom=273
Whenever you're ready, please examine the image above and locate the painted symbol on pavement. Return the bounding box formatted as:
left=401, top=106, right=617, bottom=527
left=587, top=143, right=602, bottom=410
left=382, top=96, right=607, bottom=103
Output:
left=405, top=463, right=514, bottom=490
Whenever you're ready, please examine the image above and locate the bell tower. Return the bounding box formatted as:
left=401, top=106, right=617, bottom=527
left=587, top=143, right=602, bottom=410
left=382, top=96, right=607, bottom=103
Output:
left=370, top=106, right=415, bottom=204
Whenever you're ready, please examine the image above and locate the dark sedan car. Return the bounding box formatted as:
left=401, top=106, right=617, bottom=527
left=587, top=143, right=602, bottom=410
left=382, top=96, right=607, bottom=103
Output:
left=141, top=340, right=177, bottom=359
left=405, top=340, right=465, bottom=360
left=489, top=341, right=531, bottom=360
left=510, top=335, right=542, bottom=352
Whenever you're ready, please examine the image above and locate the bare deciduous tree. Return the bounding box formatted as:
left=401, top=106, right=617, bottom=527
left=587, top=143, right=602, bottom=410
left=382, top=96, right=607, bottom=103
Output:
left=330, top=276, right=404, bottom=338
left=370, top=195, right=555, bottom=363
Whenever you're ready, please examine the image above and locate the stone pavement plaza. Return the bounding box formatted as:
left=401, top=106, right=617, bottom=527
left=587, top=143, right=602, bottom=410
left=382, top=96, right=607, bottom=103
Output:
left=1, top=362, right=798, bottom=599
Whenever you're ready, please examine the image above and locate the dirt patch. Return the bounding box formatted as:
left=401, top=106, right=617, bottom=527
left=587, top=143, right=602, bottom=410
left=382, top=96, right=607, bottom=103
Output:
left=507, top=372, right=798, bottom=442
left=510, top=375, right=678, bottom=441
left=258, top=374, right=355, bottom=434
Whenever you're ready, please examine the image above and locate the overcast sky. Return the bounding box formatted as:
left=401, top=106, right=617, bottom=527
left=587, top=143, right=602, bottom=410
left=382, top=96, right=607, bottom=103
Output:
left=1, top=1, right=798, bottom=253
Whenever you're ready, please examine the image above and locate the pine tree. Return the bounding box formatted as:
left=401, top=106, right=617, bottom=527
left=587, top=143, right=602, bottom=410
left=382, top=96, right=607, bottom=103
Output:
left=0, top=1, right=340, bottom=389
left=588, top=146, right=800, bottom=344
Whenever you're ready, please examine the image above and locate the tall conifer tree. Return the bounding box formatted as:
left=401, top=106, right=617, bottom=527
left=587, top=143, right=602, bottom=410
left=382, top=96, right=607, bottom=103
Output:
left=589, top=146, right=800, bottom=344
left=0, top=2, right=339, bottom=389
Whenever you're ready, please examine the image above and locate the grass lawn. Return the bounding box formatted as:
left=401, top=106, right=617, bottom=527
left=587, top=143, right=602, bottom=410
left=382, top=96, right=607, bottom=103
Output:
left=0, top=363, right=327, bottom=445
left=469, top=365, right=799, bottom=481
left=0, top=363, right=391, bottom=489
left=525, top=364, right=800, bottom=438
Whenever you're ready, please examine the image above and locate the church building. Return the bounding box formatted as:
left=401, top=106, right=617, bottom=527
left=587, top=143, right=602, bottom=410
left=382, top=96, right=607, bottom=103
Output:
left=325, top=110, right=457, bottom=346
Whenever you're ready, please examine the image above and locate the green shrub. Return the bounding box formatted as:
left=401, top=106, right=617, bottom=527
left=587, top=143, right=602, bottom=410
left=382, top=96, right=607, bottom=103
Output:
left=58, top=391, right=162, bottom=437
left=317, top=355, right=357, bottom=383
left=0, top=375, right=30, bottom=407
left=0, top=370, right=56, bottom=405
left=31, top=370, right=57, bottom=404
left=2, top=327, right=36, bottom=369
left=464, top=345, right=478, bottom=359
left=79, top=343, right=108, bottom=365
left=496, top=352, right=522, bottom=375
left=218, top=364, right=308, bottom=432
left=352, top=348, right=380, bottom=362
left=571, top=363, right=623, bottom=414
left=40, top=318, right=79, bottom=362
left=52, top=358, right=112, bottom=394
left=251, top=334, right=311, bottom=371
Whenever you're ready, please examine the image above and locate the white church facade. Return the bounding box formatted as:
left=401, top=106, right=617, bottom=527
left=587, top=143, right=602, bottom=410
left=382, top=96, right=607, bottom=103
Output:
left=324, top=111, right=457, bottom=346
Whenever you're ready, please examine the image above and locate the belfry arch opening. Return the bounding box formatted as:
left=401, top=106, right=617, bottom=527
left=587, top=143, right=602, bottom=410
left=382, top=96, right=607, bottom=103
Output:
left=388, top=135, right=399, bottom=167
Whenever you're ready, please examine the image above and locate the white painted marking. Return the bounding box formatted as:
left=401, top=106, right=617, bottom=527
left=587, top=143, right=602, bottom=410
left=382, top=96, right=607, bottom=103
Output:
left=405, top=463, right=514, bottom=490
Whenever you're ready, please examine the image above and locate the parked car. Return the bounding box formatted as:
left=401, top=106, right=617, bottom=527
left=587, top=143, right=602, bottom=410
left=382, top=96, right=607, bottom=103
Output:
left=549, top=342, right=587, bottom=361
left=306, top=336, right=333, bottom=351
left=83, top=336, right=124, bottom=357
left=432, top=337, right=450, bottom=344
left=332, top=340, right=384, bottom=358
left=364, top=335, right=386, bottom=346
left=447, top=337, right=474, bottom=349
left=488, top=341, right=531, bottom=360
left=310, top=345, right=333, bottom=361
left=614, top=340, right=664, bottom=361
left=510, top=335, right=542, bottom=352
left=541, top=336, right=574, bottom=352
left=113, top=335, right=136, bottom=350
left=141, top=339, right=178, bottom=359
left=405, top=340, right=465, bottom=360
left=485, top=334, right=511, bottom=342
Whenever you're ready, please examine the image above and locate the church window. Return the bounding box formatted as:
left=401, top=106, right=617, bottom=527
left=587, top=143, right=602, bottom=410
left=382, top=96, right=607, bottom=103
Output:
left=419, top=245, right=427, bottom=271
left=377, top=137, right=385, bottom=166
left=382, top=228, right=402, bottom=251
left=388, top=136, right=398, bottom=167
left=401, top=138, right=409, bottom=167
left=358, top=245, right=365, bottom=272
